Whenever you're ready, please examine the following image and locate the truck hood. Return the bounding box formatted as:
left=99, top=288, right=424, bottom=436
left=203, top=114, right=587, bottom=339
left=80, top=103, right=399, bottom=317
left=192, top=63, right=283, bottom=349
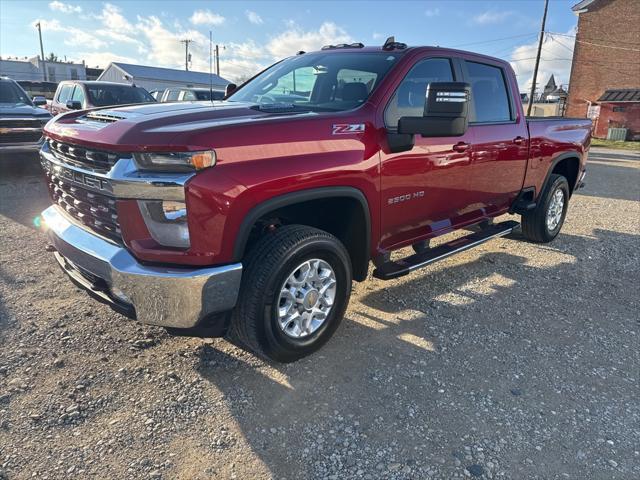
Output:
left=44, top=100, right=318, bottom=151
left=0, top=102, right=51, bottom=119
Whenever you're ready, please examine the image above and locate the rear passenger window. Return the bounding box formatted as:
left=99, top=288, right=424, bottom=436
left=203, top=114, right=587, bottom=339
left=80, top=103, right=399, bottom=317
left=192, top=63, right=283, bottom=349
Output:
left=466, top=61, right=511, bottom=123
left=57, top=84, right=72, bottom=104
left=166, top=89, right=180, bottom=101
left=385, top=58, right=454, bottom=128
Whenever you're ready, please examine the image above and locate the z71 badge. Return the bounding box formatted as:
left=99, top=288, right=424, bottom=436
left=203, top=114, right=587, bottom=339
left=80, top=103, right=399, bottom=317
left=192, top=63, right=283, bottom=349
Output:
left=332, top=123, right=365, bottom=135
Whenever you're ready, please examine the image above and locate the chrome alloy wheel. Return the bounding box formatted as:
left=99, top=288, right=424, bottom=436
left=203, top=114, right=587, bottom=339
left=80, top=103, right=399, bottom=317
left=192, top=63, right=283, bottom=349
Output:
left=277, top=259, right=337, bottom=339
left=546, top=188, right=565, bottom=231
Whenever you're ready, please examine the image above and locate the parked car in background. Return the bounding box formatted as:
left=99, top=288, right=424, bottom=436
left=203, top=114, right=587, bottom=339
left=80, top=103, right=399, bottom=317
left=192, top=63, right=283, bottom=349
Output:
left=159, top=87, right=225, bottom=102
left=0, top=76, right=51, bottom=155
left=149, top=89, right=165, bottom=101
left=49, top=81, right=155, bottom=115
left=17, top=80, right=59, bottom=100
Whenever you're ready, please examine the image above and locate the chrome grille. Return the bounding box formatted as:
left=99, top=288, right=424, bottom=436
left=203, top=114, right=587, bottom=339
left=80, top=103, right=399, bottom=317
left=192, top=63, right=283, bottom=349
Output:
left=0, top=118, right=42, bottom=129
left=46, top=170, right=122, bottom=243
left=48, top=139, right=121, bottom=173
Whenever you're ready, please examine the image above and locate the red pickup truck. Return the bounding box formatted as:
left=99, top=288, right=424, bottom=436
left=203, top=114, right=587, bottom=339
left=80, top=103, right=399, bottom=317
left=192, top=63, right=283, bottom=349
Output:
left=40, top=40, right=591, bottom=362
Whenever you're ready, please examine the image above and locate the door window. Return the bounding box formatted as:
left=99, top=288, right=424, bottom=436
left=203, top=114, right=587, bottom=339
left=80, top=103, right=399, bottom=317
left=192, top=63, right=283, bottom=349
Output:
left=71, top=85, right=85, bottom=106
left=57, top=84, right=72, bottom=104
left=165, top=89, right=180, bottom=101
left=385, top=58, right=454, bottom=127
left=465, top=61, right=511, bottom=123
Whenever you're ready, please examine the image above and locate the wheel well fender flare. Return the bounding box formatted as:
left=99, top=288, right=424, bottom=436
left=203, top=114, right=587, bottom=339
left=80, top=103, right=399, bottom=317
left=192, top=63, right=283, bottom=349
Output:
left=539, top=151, right=582, bottom=198
left=232, top=186, right=372, bottom=264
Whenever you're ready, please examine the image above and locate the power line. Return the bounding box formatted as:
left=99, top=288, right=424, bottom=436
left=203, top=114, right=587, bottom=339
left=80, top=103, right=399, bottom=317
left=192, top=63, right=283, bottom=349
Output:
left=448, top=32, right=539, bottom=48
left=546, top=31, right=640, bottom=52
left=546, top=31, right=640, bottom=47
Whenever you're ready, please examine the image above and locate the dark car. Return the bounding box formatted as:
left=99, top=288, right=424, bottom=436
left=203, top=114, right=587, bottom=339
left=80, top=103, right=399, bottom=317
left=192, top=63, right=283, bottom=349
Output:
left=49, top=81, right=155, bottom=115
left=0, top=76, right=51, bottom=155
left=159, top=87, right=225, bottom=102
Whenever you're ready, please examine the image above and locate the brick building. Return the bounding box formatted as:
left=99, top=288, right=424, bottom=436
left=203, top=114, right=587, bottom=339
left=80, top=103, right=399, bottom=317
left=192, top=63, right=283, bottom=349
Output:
left=565, top=0, right=640, bottom=139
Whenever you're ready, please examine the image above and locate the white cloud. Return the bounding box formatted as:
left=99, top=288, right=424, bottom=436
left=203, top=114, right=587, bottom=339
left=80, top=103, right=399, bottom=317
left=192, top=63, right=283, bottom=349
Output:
left=49, top=1, right=81, bottom=13
left=31, top=18, right=106, bottom=50
left=372, top=32, right=384, bottom=40
left=98, top=3, right=134, bottom=33
left=246, top=10, right=263, bottom=25
left=509, top=30, right=576, bottom=90
left=72, top=51, right=138, bottom=69
left=266, top=22, right=352, bottom=58
left=472, top=11, right=513, bottom=25
left=190, top=9, right=225, bottom=26
left=425, top=8, right=440, bottom=17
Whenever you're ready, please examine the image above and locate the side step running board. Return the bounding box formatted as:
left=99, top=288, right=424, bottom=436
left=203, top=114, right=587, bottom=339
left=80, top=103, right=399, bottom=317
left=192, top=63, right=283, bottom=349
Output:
left=373, top=220, right=519, bottom=280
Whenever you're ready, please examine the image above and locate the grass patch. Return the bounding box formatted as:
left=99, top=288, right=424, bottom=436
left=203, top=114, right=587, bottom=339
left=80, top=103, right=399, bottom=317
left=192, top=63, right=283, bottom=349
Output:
left=591, top=138, right=640, bottom=151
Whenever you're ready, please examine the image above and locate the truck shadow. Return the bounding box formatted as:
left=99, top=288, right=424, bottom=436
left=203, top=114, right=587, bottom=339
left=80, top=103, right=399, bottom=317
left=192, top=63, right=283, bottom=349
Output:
left=192, top=228, right=639, bottom=478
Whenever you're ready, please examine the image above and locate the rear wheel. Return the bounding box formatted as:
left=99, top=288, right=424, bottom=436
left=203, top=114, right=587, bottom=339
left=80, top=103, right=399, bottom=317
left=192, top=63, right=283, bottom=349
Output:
left=521, top=174, right=570, bottom=243
left=228, top=225, right=352, bottom=362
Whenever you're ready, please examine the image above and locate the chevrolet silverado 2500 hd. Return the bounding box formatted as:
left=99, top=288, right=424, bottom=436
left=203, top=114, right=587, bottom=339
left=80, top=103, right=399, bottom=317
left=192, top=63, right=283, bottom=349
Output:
left=40, top=40, right=591, bottom=362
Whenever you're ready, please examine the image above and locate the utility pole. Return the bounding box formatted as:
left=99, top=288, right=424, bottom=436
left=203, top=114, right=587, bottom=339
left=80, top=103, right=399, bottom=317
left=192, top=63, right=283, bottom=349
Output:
left=181, top=39, right=193, bottom=71
left=209, top=31, right=213, bottom=100
left=527, top=0, right=549, bottom=116
left=35, top=22, right=47, bottom=81
left=215, top=44, right=220, bottom=76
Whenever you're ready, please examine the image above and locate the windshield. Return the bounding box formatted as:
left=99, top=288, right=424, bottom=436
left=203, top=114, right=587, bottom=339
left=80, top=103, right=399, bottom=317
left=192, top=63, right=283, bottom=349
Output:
left=0, top=81, right=33, bottom=105
left=87, top=84, right=156, bottom=107
left=228, top=51, right=400, bottom=111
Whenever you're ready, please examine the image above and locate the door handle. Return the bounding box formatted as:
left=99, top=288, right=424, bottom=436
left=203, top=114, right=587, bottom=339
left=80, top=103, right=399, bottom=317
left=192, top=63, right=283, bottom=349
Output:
left=513, top=136, right=525, bottom=145
left=452, top=141, right=470, bottom=153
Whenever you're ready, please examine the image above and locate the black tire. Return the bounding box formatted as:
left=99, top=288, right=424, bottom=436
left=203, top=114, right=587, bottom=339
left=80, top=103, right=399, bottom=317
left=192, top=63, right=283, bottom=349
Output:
left=228, top=225, right=352, bottom=363
left=521, top=174, right=570, bottom=243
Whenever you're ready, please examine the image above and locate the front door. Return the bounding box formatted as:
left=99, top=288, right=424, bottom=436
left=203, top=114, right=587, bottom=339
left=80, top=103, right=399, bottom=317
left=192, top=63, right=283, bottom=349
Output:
left=379, top=56, right=477, bottom=250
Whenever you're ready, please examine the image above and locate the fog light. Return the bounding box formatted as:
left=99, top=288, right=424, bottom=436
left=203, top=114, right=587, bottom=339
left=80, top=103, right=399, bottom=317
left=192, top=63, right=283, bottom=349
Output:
left=138, top=200, right=190, bottom=248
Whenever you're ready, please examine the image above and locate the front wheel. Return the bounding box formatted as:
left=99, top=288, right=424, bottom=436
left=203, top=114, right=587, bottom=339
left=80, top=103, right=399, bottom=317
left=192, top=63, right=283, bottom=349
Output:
left=521, top=174, right=570, bottom=243
left=228, top=225, right=352, bottom=362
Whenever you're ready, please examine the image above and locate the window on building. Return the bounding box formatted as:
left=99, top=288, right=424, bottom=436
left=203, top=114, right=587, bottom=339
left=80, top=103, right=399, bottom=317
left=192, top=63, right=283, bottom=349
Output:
left=47, top=67, right=56, bottom=83
left=466, top=61, right=512, bottom=123
left=384, top=58, right=454, bottom=127
left=613, top=106, right=626, bottom=112
left=70, top=69, right=78, bottom=80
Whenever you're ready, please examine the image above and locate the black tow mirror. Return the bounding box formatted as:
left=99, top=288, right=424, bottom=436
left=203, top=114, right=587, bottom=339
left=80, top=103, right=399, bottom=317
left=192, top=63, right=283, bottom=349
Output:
left=32, top=96, right=47, bottom=107
left=224, top=83, right=237, bottom=97
left=66, top=100, right=82, bottom=110
left=398, top=82, right=470, bottom=137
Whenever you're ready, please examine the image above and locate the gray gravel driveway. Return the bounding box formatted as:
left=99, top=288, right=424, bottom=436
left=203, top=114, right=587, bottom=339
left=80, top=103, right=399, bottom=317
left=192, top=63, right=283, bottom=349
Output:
left=1, top=147, right=639, bottom=479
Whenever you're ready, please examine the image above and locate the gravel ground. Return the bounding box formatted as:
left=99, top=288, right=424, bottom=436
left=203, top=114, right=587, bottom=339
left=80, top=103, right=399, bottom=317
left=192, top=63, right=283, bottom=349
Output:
left=1, top=147, right=639, bottom=480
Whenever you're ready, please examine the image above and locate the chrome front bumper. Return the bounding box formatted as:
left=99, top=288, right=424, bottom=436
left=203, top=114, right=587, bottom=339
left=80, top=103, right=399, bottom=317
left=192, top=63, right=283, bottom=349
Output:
left=0, top=138, right=45, bottom=153
left=42, top=205, right=243, bottom=328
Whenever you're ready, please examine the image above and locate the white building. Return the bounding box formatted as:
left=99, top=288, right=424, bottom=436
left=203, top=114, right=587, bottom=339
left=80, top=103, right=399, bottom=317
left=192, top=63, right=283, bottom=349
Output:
left=97, top=62, right=229, bottom=92
left=0, top=56, right=86, bottom=82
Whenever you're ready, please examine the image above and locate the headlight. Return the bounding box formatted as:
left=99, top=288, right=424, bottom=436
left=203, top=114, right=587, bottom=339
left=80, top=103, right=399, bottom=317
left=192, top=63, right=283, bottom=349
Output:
left=133, top=150, right=216, bottom=172
left=138, top=200, right=190, bottom=248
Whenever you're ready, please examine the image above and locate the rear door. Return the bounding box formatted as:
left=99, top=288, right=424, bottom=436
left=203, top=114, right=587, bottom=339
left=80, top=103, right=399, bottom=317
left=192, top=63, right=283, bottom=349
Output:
left=380, top=56, right=478, bottom=249
left=462, top=58, right=528, bottom=215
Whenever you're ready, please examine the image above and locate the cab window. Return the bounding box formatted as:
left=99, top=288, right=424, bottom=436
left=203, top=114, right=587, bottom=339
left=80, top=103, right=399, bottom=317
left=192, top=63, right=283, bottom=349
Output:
left=384, top=58, right=454, bottom=127
left=71, top=85, right=85, bottom=106
left=465, top=61, right=512, bottom=123
left=57, top=84, right=73, bottom=104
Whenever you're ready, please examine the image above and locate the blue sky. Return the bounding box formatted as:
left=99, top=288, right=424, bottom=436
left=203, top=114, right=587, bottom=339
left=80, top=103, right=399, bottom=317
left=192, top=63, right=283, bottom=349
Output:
left=0, top=0, right=579, bottom=88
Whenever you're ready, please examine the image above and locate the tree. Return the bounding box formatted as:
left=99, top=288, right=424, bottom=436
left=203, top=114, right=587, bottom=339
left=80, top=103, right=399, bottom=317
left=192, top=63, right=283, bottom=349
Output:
left=46, top=52, right=59, bottom=62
